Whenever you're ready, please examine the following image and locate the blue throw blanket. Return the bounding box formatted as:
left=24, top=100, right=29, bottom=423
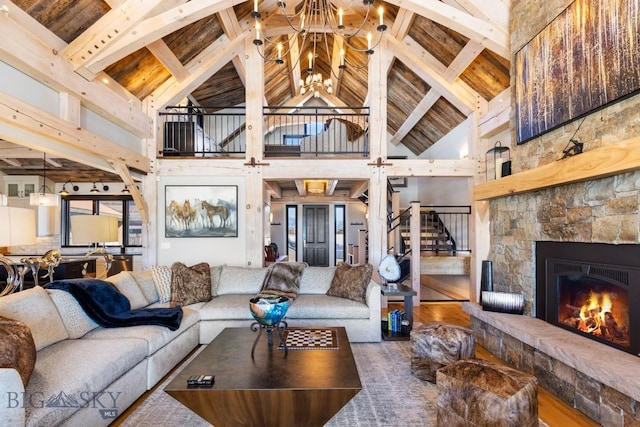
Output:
left=46, top=279, right=183, bottom=331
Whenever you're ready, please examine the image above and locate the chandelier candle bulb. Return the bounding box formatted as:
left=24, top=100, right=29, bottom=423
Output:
left=308, top=52, right=313, bottom=70
left=340, top=49, right=345, bottom=66
left=277, top=43, right=282, bottom=60
left=379, top=7, right=383, bottom=26
left=367, top=32, right=372, bottom=50
left=254, top=0, right=258, bottom=13
left=338, top=8, right=343, bottom=27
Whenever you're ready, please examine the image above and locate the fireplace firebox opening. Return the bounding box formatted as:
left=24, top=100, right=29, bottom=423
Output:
left=536, top=242, right=640, bottom=357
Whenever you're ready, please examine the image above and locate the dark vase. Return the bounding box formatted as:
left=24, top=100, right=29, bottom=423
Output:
left=480, top=260, right=493, bottom=301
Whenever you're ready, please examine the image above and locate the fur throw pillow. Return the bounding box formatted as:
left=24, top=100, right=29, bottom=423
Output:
left=0, top=315, right=36, bottom=387
left=170, top=262, right=212, bottom=307
left=257, top=262, right=308, bottom=302
left=326, top=262, right=373, bottom=304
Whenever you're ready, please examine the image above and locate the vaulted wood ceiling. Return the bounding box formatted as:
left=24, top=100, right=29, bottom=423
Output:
left=0, top=0, right=510, bottom=182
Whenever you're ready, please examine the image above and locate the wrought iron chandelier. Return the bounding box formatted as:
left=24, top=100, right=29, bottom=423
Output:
left=252, top=0, right=387, bottom=96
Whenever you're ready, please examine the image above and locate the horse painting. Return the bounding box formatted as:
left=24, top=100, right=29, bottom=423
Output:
left=201, top=200, right=228, bottom=229
left=165, top=186, right=237, bottom=238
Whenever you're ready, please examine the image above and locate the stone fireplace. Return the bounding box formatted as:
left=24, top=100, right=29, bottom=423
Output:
left=536, top=241, right=640, bottom=357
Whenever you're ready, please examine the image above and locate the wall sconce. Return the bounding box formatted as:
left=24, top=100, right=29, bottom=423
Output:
left=90, top=181, right=110, bottom=193
left=122, top=185, right=131, bottom=194
left=59, top=179, right=79, bottom=196
left=485, top=141, right=511, bottom=181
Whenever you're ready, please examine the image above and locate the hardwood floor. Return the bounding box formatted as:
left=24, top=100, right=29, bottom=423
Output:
left=390, top=301, right=599, bottom=427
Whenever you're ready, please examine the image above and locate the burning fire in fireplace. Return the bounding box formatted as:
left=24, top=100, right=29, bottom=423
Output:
left=561, top=290, right=630, bottom=348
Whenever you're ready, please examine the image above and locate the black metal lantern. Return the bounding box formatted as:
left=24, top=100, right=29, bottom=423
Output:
left=485, top=141, right=510, bottom=181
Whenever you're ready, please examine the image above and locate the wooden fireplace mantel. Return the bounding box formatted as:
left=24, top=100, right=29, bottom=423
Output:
left=474, top=135, right=640, bottom=201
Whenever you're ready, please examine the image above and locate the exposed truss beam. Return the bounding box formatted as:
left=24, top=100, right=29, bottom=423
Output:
left=0, top=92, right=150, bottom=175
left=71, top=0, right=245, bottom=78
left=61, top=0, right=166, bottom=79
left=0, top=8, right=152, bottom=138
left=384, top=0, right=508, bottom=58
left=388, top=37, right=477, bottom=115
left=150, top=34, right=245, bottom=108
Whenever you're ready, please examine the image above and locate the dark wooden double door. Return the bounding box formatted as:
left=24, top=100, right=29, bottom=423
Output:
left=303, top=205, right=329, bottom=266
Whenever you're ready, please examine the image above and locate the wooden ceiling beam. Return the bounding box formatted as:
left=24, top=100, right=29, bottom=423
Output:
left=390, top=9, right=415, bottom=40
left=349, top=180, right=369, bottom=199
left=61, top=0, right=166, bottom=80
left=388, top=36, right=476, bottom=115
left=150, top=34, right=245, bottom=108
left=77, top=0, right=245, bottom=77
left=0, top=11, right=151, bottom=138
left=0, top=158, right=22, bottom=167
left=391, top=90, right=440, bottom=146
left=264, top=181, right=282, bottom=199
left=384, top=0, right=509, bottom=58
left=443, top=40, right=484, bottom=82
left=294, top=180, right=307, bottom=197
left=109, top=159, right=149, bottom=224
left=0, top=91, right=150, bottom=174
left=146, top=39, right=190, bottom=82
left=444, top=0, right=509, bottom=33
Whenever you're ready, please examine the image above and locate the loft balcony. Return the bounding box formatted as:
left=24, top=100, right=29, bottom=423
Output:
left=158, top=106, right=369, bottom=158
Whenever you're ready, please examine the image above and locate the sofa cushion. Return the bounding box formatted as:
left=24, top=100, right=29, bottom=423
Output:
left=82, top=306, right=200, bottom=355
left=326, top=262, right=374, bottom=304
left=107, top=271, right=149, bottom=309
left=287, top=294, right=371, bottom=319
left=170, top=262, right=211, bottom=307
left=199, top=294, right=255, bottom=320
left=0, top=286, right=68, bottom=351
left=47, top=289, right=99, bottom=338
left=25, top=337, right=147, bottom=427
left=151, top=265, right=172, bottom=303
left=217, top=266, right=267, bottom=295
left=0, top=315, right=36, bottom=387
left=132, top=270, right=160, bottom=304
left=299, top=266, right=336, bottom=294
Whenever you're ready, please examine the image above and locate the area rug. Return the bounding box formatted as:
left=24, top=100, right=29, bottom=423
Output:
left=120, top=340, right=438, bottom=426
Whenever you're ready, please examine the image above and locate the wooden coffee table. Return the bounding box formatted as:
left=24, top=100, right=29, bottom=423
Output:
left=165, top=326, right=361, bottom=427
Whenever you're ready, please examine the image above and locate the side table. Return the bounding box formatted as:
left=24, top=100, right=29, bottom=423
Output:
left=381, top=283, right=417, bottom=341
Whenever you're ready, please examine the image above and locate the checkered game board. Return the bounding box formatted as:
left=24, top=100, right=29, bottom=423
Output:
left=278, top=328, right=339, bottom=350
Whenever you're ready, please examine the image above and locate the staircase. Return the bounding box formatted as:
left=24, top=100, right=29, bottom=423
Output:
left=399, top=210, right=456, bottom=255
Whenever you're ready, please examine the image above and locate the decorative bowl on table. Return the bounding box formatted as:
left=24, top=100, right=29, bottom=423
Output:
left=249, top=295, right=290, bottom=326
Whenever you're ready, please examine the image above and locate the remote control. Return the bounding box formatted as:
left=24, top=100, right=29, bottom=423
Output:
left=187, top=374, right=214, bottom=388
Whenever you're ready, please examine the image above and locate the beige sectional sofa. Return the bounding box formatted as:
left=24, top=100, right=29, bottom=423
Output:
left=0, top=263, right=380, bottom=426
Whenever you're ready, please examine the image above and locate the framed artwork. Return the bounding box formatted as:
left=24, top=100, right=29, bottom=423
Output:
left=165, top=185, right=237, bottom=238
left=515, top=0, right=640, bottom=144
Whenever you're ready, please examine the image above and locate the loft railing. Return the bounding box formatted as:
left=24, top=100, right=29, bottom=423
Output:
left=158, top=105, right=369, bottom=158
left=159, top=106, right=246, bottom=157
left=263, top=106, right=369, bottom=157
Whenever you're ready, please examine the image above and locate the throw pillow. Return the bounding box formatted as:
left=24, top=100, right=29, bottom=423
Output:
left=151, top=265, right=172, bottom=303
left=47, top=289, right=99, bottom=339
left=326, top=262, right=373, bottom=304
left=170, top=262, right=212, bottom=307
left=0, top=315, right=36, bottom=387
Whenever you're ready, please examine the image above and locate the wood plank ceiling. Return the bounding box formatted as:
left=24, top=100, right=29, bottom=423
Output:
left=1, top=0, right=510, bottom=182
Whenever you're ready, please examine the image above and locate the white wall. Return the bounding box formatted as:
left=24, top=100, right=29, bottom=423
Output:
left=0, top=61, right=59, bottom=115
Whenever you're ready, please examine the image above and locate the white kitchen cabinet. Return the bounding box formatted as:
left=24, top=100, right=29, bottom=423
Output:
left=1, top=176, right=57, bottom=236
